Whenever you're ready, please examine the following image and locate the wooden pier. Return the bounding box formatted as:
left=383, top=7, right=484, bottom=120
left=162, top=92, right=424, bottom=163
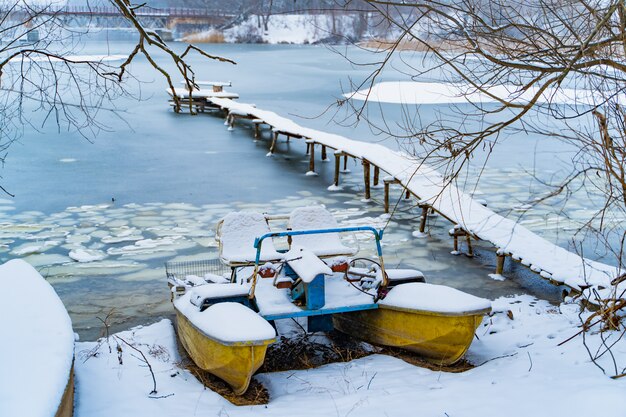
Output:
left=168, top=93, right=622, bottom=300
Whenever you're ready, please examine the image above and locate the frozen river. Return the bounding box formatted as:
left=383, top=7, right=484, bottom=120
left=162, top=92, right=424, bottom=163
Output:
left=0, top=42, right=602, bottom=339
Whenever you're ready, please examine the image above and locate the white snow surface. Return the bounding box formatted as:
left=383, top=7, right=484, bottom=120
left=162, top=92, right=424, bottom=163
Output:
left=0, top=259, right=74, bottom=417
left=173, top=299, right=275, bottom=343
left=380, top=283, right=491, bottom=313
left=284, top=245, right=333, bottom=283
left=167, top=87, right=239, bottom=99
left=74, top=296, right=626, bottom=417
left=289, top=206, right=357, bottom=257
left=346, top=80, right=598, bottom=106
left=382, top=268, right=425, bottom=281
left=221, top=14, right=362, bottom=44
left=219, top=211, right=284, bottom=264
left=208, top=97, right=623, bottom=297
left=69, top=247, right=106, bottom=263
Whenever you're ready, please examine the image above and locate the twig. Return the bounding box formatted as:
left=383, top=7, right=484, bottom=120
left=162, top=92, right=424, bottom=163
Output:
left=115, top=336, right=158, bottom=395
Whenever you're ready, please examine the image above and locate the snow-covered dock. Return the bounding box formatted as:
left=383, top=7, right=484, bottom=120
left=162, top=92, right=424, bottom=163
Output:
left=175, top=95, right=622, bottom=299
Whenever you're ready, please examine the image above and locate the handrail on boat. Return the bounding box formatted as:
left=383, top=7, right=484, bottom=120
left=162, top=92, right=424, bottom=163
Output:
left=249, top=226, right=388, bottom=299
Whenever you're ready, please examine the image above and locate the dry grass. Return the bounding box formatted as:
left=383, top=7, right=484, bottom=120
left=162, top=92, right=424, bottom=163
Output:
left=260, top=330, right=373, bottom=373
left=381, top=347, right=474, bottom=373
left=357, top=38, right=471, bottom=53
left=183, top=30, right=225, bottom=43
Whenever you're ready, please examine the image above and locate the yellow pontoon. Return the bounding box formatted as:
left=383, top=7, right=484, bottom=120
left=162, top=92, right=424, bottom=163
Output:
left=333, top=283, right=491, bottom=365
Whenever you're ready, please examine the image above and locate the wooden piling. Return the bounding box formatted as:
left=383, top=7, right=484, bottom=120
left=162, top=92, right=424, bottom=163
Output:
left=363, top=160, right=371, bottom=200
left=333, top=153, right=341, bottom=187
left=405, top=188, right=411, bottom=199
left=306, top=142, right=310, bottom=155
left=308, top=141, right=315, bottom=173
left=373, top=166, right=380, bottom=186
left=384, top=181, right=390, bottom=213
left=465, top=234, right=474, bottom=257
left=343, top=155, right=348, bottom=171
left=321, top=145, right=327, bottom=161
left=496, top=254, right=506, bottom=274
left=254, top=122, right=260, bottom=139
left=269, top=131, right=279, bottom=154
left=419, top=205, right=429, bottom=233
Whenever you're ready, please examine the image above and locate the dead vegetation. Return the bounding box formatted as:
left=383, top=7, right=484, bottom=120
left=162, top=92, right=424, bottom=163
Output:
left=183, top=30, right=226, bottom=43
left=380, top=347, right=474, bottom=373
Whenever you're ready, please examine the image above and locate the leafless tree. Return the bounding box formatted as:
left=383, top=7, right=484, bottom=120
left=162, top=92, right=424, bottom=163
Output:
left=340, top=0, right=625, bottom=269
left=0, top=0, right=235, bottom=195
left=336, top=0, right=626, bottom=373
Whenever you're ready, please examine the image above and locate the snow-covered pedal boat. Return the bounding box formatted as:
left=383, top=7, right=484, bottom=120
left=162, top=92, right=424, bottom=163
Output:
left=0, top=260, right=75, bottom=417
left=173, top=286, right=276, bottom=394
left=167, top=206, right=491, bottom=394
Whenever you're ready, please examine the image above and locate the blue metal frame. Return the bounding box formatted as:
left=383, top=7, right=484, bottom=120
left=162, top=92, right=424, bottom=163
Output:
left=253, top=226, right=385, bottom=266
left=262, top=302, right=379, bottom=321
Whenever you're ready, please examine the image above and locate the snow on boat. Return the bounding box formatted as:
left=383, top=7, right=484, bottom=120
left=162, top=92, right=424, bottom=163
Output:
left=333, top=283, right=492, bottom=365
left=0, top=259, right=75, bottom=417
left=167, top=206, right=491, bottom=394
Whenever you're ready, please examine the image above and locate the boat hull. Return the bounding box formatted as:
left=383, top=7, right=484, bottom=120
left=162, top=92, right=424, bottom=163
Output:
left=333, top=305, right=489, bottom=365
left=54, top=364, right=74, bottom=417
left=175, top=309, right=272, bottom=394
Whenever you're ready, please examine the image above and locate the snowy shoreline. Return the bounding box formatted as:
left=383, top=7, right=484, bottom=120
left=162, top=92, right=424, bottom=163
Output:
left=74, top=295, right=626, bottom=416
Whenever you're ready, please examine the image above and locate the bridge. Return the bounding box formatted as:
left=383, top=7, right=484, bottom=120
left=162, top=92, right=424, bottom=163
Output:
left=12, top=6, right=237, bottom=35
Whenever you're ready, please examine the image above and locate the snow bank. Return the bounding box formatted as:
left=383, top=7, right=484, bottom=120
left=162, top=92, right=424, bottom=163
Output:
left=380, top=282, right=491, bottom=313
left=222, top=14, right=362, bottom=44
left=0, top=259, right=74, bottom=417
left=346, top=81, right=598, bottom=106
left=74, top=297, right=626, bottom=417
left=208, top=97, right=623, bottom=296
left=174, top=299, right=275, bottom=343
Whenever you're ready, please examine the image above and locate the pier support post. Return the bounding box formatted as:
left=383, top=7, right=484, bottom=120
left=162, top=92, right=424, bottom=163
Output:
left=308, top=141, right=316, bottom=174
left=254, top=122, right=260, bottom=139
left=343, top=155, right=349, bottom=172
left=333, top=153, right=341, bottom=187
left=384, top=181, right=390, bottom=213
left=419, top=205, right=429, bottom=233
left=373, top=166, right=380, bottom=187
left=405, top=188, right=411, bottom=200
left=306, top=142, right=310, bottom=155
left=269, top=131, right=279, bottom=154
left=496, top=253, right=506, bottom=274
left=465, top=234, right=474, bottom=257
left=363, top=160, right=371, bottom=200
left=321, top=145, right=328, bottom=161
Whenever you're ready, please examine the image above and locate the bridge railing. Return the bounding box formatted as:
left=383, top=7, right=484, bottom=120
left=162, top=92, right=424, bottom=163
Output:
left=38, top=6, right=233, bottom=19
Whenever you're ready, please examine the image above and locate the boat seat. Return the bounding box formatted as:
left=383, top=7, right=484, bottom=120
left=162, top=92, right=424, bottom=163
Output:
left=289, top=206, right=358, bottom=258
left=189, top=283, right=252, bottom=311
left=217, top=211, right=284, bottom=266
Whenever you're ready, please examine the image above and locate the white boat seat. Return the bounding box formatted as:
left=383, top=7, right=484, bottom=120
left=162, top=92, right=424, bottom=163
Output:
left=218, top=211, right=284, bottom=266
left=289, top=206, right=357, bottom=257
